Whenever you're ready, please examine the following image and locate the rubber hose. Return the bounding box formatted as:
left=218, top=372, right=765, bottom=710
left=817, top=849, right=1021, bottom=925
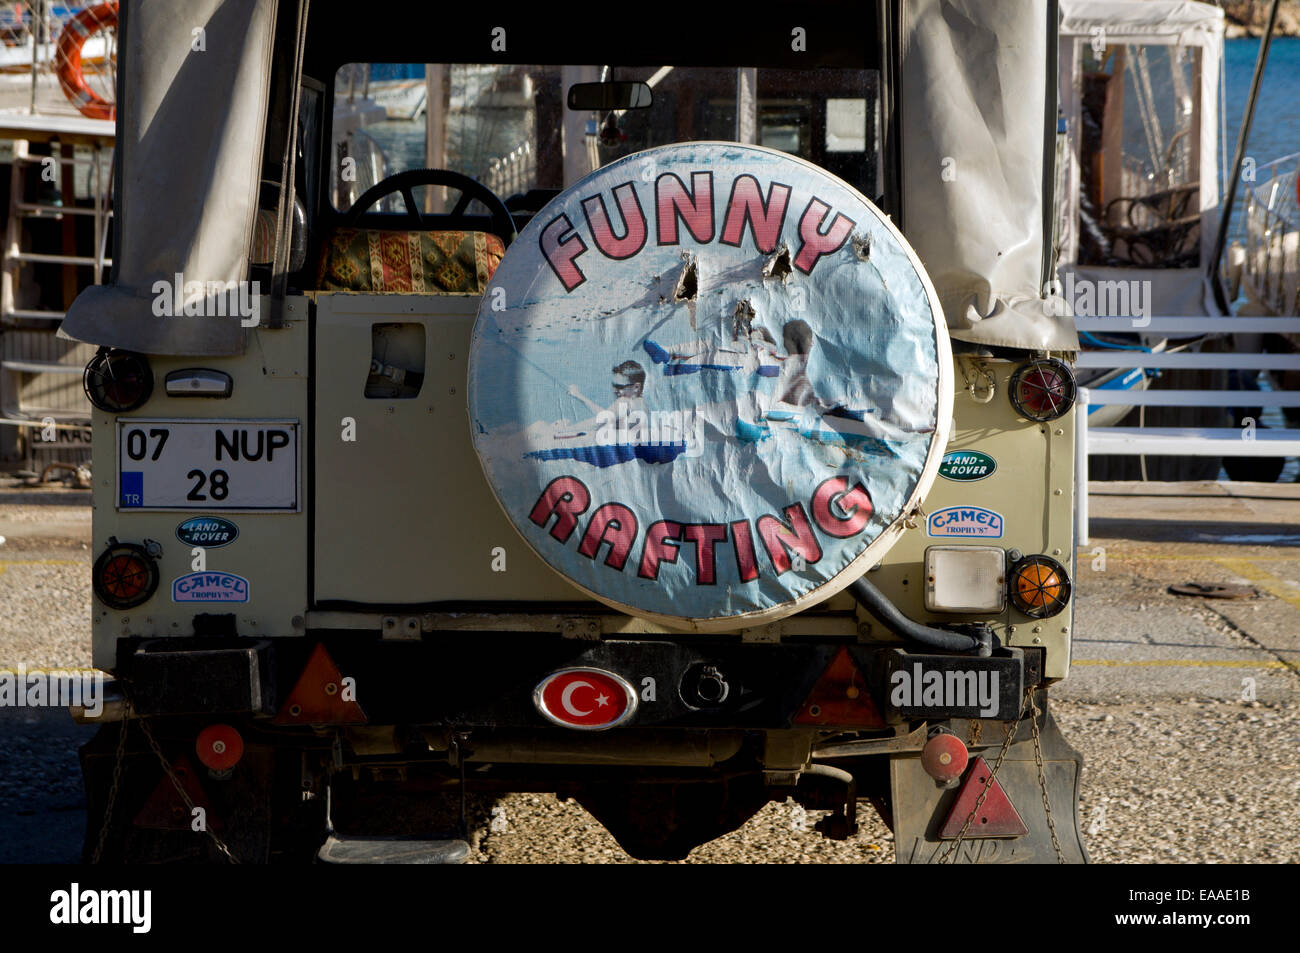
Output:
left=849, top=575, right=985, bottom=654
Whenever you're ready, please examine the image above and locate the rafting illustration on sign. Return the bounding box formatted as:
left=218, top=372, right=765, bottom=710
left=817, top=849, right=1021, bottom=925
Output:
left=524, top=359, right=699, bottom=468
left=517, top=288, right=908, bottom=468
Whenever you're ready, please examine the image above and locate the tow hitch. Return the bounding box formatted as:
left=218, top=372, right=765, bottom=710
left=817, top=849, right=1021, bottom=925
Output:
left=795, top=764, right=859, bottom=841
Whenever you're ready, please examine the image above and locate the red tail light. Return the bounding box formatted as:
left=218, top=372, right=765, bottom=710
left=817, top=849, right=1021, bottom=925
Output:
left=196, top=724, right=244, bottom=771
left=83, top=348, right=154, bottom=412
left=1009, top=357, right=1075, bottom=422
left=921, top=731, right=969, bottom=783
left=92, top=541, right=159, bottom=609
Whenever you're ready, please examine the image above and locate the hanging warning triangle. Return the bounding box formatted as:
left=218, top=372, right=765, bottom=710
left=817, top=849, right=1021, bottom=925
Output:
left=274, top=643, right=368, bottom=725
left=793, top=646, right=885, bottom=727
left=938, top=756, right=1029, bottom=838
left=133, top=754, right=220, bottom=831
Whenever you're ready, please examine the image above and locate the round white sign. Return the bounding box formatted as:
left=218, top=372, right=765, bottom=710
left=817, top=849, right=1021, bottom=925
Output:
left=469, top=142, right=951, bottom=630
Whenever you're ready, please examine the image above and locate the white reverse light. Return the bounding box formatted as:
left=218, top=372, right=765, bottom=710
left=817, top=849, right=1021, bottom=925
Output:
left=925, top=546, right=1006, bottom=613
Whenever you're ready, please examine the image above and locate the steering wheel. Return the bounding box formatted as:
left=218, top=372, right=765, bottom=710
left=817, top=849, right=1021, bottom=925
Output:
left=342, top=168, right=516, bottom=246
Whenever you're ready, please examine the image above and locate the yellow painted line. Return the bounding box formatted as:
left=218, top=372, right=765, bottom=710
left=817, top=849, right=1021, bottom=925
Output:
left=1072, top=659, right=1289, bottom=669
left=1212, top=558, right=1300, bottom=614
left=1078, top=550, right=1300, bottom=562
left=0, top=559, right=85, bottom=566
left=0, top=558, right=85, bottom=577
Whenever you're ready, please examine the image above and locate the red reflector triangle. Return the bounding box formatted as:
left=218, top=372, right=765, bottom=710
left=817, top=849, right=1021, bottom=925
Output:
left=133, top=754, right=220, bottom=831
left=274, top=643, right=368, bottom=725
left=938, top=756, right=1029, bottom=838
left=793, top=646, right=884, bottom=728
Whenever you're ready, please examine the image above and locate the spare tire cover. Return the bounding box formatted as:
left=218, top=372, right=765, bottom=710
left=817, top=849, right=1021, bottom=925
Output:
left=469, top=142, right=951, bottom=631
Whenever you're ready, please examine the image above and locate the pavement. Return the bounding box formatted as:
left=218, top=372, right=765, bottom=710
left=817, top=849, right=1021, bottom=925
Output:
left=0, top=488, right=93, bottom=544
left=1063, top=481, right=1300, bottom=704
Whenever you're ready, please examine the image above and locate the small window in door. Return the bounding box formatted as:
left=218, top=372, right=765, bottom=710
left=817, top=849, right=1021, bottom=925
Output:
left=365, top=322, right=425, bottom=398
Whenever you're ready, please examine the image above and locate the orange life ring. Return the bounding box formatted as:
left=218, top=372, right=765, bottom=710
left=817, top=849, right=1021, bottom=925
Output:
left=55, top=2, right=117, bottom=121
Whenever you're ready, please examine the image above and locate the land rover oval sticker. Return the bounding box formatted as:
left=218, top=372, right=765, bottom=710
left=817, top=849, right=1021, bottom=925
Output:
left=939, top=450, right=997, bottom=481
left=469, top=142, right=951, bottom=630
left=176, top=516, right=240, bottom=547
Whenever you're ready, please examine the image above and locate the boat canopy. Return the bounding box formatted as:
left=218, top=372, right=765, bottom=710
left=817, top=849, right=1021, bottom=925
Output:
left=64, top=0, right=1078, bottom=355
left=1059, top=0, right=1226, bottom=46
left=61, top=0, right=278, bottom=355
left=1056, top=0, right=1225, bottom=317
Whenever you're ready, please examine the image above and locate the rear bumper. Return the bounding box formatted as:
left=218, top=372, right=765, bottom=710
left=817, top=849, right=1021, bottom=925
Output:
left=99, top=634, right=1038, bottom=730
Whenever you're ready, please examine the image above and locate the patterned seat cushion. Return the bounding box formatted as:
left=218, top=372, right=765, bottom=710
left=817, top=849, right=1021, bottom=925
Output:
left=316, top=228, right=504, bottom=293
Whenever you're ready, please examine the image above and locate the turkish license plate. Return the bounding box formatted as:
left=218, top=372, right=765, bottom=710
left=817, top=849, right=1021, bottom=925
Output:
left=116, top=419, right=299, bottom=511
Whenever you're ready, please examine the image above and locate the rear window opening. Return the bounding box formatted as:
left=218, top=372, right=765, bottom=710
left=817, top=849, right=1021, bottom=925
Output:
left=329, top=63, right=884, bottom=218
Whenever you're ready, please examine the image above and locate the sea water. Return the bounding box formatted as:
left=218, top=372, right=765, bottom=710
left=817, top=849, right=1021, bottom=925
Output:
left=1224, top=39, right=1300, bottom=481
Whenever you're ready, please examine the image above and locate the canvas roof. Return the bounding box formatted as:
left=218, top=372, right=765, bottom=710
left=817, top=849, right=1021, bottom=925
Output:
left=64, top=0, right=1081, bottom=354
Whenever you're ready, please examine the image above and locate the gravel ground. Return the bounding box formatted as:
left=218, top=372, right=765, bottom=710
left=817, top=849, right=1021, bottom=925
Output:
left=1058, top=699, right=1299, bottom=864
left=471, top=697, right=1300, bottom=864
left=0, top=488, right=95, bottom=670
left=2, top=492, right=1298, bottom=864
left=474, top=796, right=894, bottom=864
left=0, top=547, right=92, bottom=671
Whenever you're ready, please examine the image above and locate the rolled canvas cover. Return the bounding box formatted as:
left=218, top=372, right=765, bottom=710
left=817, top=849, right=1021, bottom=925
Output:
left=469, top=143, right=952, bottom=631
left=61, top=0, right=278, bottom=355
left=901, top=0, right=1078, bottom=351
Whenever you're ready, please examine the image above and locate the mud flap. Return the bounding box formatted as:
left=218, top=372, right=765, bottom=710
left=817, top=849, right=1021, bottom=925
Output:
left=890, top=690, right=1089, bottom=864
left=81, top=723, right=292, bottom=863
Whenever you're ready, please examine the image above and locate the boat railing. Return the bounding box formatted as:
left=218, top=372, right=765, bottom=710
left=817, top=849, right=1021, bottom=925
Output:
left=1075, top=315, right=1300, bottom=544
left=486, top=141, right=536, bottom=200
left=1240, top=150, right=1300, bottom=315
left=0, top=2, right=116, bottom=471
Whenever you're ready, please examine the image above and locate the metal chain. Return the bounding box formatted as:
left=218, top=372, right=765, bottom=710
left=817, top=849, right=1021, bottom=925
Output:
left=136, top=716, right=240, bottom=864
left=936, top=684, right=1031, bottom=864
left=89, top=698, right=131, bottom=864
left=1029, top=690, right=1066, bottom=864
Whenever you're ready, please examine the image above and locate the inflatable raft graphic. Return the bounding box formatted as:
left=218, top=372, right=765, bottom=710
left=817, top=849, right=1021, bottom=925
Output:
left=468, top=142, right=952, bottom=630
left=520, top=366, right=694, bottom=468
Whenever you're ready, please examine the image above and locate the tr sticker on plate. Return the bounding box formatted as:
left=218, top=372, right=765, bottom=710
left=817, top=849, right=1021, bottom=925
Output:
left=117, top=419, right=299, bottom=511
